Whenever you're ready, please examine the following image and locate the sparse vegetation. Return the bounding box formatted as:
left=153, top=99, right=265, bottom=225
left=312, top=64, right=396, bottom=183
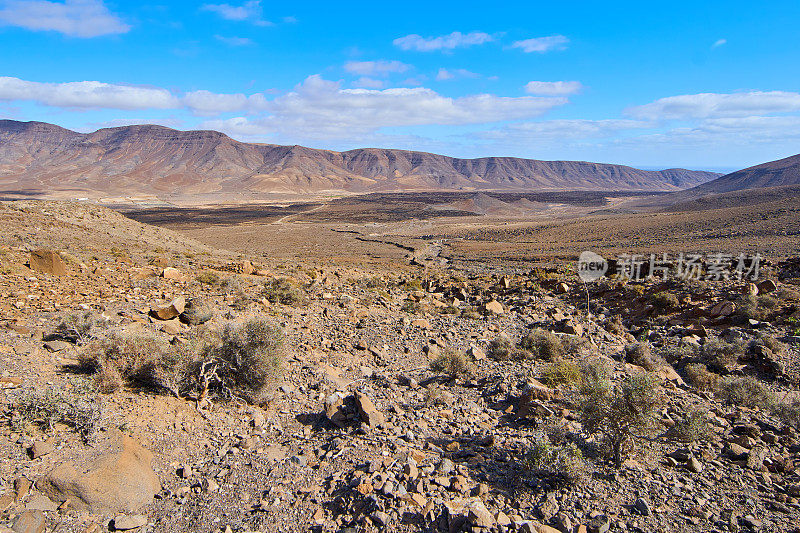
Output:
left=579, top=370, right=661, bottom=467
left=668, top=410, right=711, bottom=442
left=487, top=336, right=514, bottom=360
left=737, top=294, right=778, bottom=321
left=199, top=318, right=285, bottom=403
left=195, top=270, right=221, bottom=286
left=700, top=338, right=744, bottom=371
left=429, top=348, right=473, bottom=378
left=624, top=342, right=664, bottom=371
left=522, top=436, right=587, bottom=486
left=541, top=358, right=582, bottom=387
left=262, top=278, right=306, bottom=306
left=80, top=330, right=189, bottom=396
left=651, top=291, right=680, bottom=312
left=717, top=376, right=775, bottom=409
left=54, top=312, right=97, bottom=344
left=519, top=328, right=564, bottom=360
left=10, top=383, right=101, bottom=442
left=683, top=363, right=720, bottom=391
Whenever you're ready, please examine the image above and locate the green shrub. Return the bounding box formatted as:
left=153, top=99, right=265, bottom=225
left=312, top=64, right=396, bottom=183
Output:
left=262, top=278, right=305, bottom=306
left=11, top=383, right=101, bottom=442
left=668, top=410, right=711, bottom=442
left=541, top=358, right=582, bottom=387
left=201, top=319, right=285, bottom=403
left=579, top=371, right=661, bottom=467
left=522, top=437, right=587, bottom=486
left=737, top=294, right=778, bottom=321
left=519, top=329, right=564, bottom=360
left=430, top=348, right=472, bottom=378
left=195, top=270, right=221, bottom=286
left=651, top=291, right=680, bottom=312
left=718, top=376, right=775, bottom=410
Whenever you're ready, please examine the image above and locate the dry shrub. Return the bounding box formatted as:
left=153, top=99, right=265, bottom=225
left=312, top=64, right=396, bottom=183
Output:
left=54, top=312, right=97, bottom=344
left=430, top=348, right=472, bottom=378
left=737, top=294, right=778, bottom=321
left=700, top=338, right=744, bottom=371
left=605, top=315, right=626, bottom=335
left=624, top=342, right=664, bottom=371
left=195, top=270, right=221, bottom=286
left=10, top=383, right=101, bottom=442
left=488, top=337, right=514, bottom=360
left=579, top=370, right=661, bottom=467
left=81, top=330, right=189, bottom=396
left=519, top=329, right=564, bottom=360
left=717, top=376, right=775, bottom=409
left=201, top=318, right=285, bottom=403
left=683, top=363, right=720, bottom=391
left=773, top=397, right=800, bottom=428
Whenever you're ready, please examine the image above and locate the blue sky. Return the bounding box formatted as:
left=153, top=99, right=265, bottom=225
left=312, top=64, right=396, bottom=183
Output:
left=1, top=0, right=799, bottom=172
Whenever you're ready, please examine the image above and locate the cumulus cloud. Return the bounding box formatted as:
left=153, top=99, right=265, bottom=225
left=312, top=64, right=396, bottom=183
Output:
left=343, top=60, right=410, bottom=77
left=199, top=75, right=567, bottom=140
left=0, top=76, right=177, bottom=109
left=436, top=68, right=479, bottom=81
left=393, top=31, right=493, bottom=52
left=214, top=35, right=254, bottom=46
left=524, top=81, right=583, bottom=95
left=0, top=0, right=129, bottom=37
left=200, top=1, right=271, bottom=25
left=627, top=91, right=800, bottom=120
left=511, top=35, right=569, bottom=53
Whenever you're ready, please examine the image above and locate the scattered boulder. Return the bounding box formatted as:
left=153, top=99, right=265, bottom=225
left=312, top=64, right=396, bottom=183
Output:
left=756, top=279, right=777, bottom=294
left=484, top=300, right=504, bottom=315
left=29, top=250, right=67, bottom=276
left=180, top=298, right=212, bottom=325
left=11, top=510, right=45, bottom=533
left=152, top=296, right=185, bottom=321
left=38, top=429, right=161, bottom=514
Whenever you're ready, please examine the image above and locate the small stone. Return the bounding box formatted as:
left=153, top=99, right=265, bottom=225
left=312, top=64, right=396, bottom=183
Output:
left=355, top=392, right=384, bottom=428
left=12, top=510, right=45, bottom=533
left=111, top=514, right=147, bottom=530
left=633, top=497, right=650, bottom=516
left=687, top=455, right=703, bottom=473
left=25, top=494, right=57, bottom=512
left=484, top=300, right=504, bottom=315
left=29, top=440, right=54, bottom=459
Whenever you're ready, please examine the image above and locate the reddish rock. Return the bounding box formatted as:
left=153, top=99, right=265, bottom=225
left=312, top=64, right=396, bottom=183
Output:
left=29, top=250, right=67, bottom=276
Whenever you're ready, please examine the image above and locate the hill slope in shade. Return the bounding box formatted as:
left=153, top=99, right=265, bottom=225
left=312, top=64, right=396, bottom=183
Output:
left=0, top=120, right=720, bottom=201
left=691, top=152, right=800, bottom=194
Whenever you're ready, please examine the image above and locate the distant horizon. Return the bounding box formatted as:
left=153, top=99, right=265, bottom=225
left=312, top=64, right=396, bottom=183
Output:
left=2, top=117, right=751, bottom=175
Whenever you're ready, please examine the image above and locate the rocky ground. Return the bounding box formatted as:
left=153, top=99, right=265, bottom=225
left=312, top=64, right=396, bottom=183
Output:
left=1, top=201, right=799, bottom=533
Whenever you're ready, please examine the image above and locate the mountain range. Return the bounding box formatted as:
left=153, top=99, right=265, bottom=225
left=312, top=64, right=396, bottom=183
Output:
left=0, top=120, right=722, bottom=201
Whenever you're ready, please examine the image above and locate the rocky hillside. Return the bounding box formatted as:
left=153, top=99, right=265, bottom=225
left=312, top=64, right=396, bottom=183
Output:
left=690, top=153, right=800, bottom=194
left=0, top=120, right=719, bottom=201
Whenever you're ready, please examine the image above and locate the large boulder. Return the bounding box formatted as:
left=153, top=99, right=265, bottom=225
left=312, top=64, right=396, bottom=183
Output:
left=38, top=429, right=160, bottom=514
left=29, top=250, right=67, bottom=276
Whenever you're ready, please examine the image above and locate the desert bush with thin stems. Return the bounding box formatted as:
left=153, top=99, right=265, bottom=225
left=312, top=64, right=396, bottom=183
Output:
left=429, top=348, right=473, bottom=378
left=519, top=329, right=564, bottom=360
left=10, top=382, right=101, bottom=442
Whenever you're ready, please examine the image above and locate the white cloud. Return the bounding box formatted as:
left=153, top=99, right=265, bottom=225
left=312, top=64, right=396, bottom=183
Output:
left=0, top=0, right=129, bottom=37
left=511, top=35, right=569, bottom=53
left=393, top=31, right=493, bottom=52
left=182, top=90, right=268, bottom=115
left=214, top=35, right=254, bottom=46
left=343, top=60, right=410, bottom=77
left=712, top=38, right=727, bottom=48
left=0, top=76, right=177, bottom=109
left=201, top=74, right=567, bottom=140
left=477, top=119, right=650, bottom=143
left=436, top=68, right=479, bottom=81
left=200, top=1, right=271, bottom=26
left=627, top=91, right=800, bottom=120
left=524, top=81, right=583, bottom=96
left=351, top=77, right=385, bottom=89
